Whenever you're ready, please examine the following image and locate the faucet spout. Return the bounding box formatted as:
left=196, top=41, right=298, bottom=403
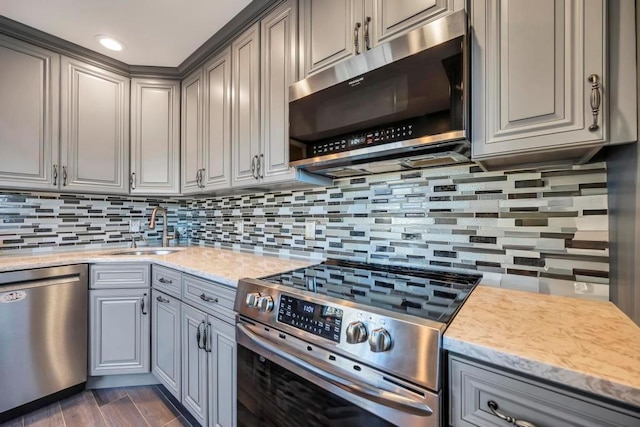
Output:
left=149, top=206, right=169, bottom=247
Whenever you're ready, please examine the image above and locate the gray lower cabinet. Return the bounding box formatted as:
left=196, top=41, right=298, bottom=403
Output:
left=151, top=265, right=237, bottom=427
left=89, top=288, right=150, bottom=376
left=151, top=289, right=181, bottom=401
left=60, top=56, right=130, bottom=194
left=209, top=317, right=237, bottom=427
left=449, top=355, right=640, bottom=427
left=130, top=78, right=181, bottom=195
left=470, top=0, right=637, bottom=169
left=0, top=34, right=59, bottom=191
left=89, top=264, right=151, bottom=376
left=182, top=303, right=209, bottom=426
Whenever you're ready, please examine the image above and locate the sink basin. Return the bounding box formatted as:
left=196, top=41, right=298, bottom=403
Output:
left=111, top=247, right=184, bottom=256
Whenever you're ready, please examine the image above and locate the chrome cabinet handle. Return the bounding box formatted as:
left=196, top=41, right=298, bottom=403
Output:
left=52, top=165, right=58, bottom=186
left=203, top=322, right=211, bottom=353
left=364, top=16, right=371, bottom=50
left=251, top=155, right=257, bottom=179
left=258, top=153, right=264, bottom=179
left=196, top=321, right=205, bottom=350
left=487, top=401, right=538, bottom=427
left=158, top=277, right=173, bottom=284
left=354, top=22, right=362, bottom=54
left=200, top=293, right=218, bottom=303
left=141, top=293, right=147, bottom=315
left=199, top=168, right=205, bottom=188
left=130, top=172, right=135, bottom=190
left=62, top=166, right=68, bottom=186
left=587, top=74, right=601, bottom=131
left=156, top=295, right=170, bottom=303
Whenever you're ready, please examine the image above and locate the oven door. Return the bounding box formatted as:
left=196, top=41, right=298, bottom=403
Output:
left=236, top=319, right=440, bottom=427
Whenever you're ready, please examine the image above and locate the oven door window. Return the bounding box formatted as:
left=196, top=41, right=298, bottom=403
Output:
left=237, top=345, right=393, bottom=427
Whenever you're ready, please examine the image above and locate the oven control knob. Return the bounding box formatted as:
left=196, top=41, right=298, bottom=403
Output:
left=245, top=293, right=260, bottom=308
left=258, top=296, right=274, bottom=312
left=369, top=328, right=392, bottom=352
left=346, top=321, right=368, bottom=344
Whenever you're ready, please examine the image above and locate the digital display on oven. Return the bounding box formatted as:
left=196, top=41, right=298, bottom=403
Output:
left=277, top=295, right=343, bottom=342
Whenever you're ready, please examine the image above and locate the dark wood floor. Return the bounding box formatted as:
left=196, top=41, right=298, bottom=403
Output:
left=0, top=385, right=194, bottom=427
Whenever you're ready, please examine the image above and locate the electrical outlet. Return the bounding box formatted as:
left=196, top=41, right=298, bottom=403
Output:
left=129, top=219, right=141, bottom=233
left=236, top=220, right=244, bottom=235
left=305, top=220, right=316, bottom=240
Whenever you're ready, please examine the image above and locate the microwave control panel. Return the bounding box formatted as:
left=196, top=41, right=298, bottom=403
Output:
left=310, top=123, right=415, bottom=157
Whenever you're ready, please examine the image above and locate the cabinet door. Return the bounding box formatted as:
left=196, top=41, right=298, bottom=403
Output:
left=151, top=290, right=181, bottom=401
left=260, top=0, right=298, bottom=184
left=181, top=68, right=203, bottom=195
left=130, top=79, right=180, bottom=195
left=471, top=0, right=606, bottom=162
left=181, top=303, right=208, bottom=426
left=209, top=318, right=236, bottom=427
left=0, top=35, right=59, bottom=191
left=365, top=0, right=461, bottom=47
left=299, top=0, right=363, bottom=77
left=60, top=56, right=129, bottom=194
left=231, top=23, right=261, bottom=187
left=202, top=48, right=232, bottom=191
left=89, top=289, right=150, bottom=376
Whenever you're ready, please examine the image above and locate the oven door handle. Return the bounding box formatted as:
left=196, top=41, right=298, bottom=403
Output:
left=237, top=323, right=434, bottom=417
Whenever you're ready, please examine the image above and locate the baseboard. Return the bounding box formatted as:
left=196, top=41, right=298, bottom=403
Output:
left=86, top=373, right=160, bottom=389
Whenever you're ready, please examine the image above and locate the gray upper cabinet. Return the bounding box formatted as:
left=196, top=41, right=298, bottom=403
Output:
left=202, top=48, right=232, bottom=191
left=260, top=0, right=299, bottom=184
left=60, top=56, right=130, bottom=194
left=231, top=22, right=261, bottom=188
left=130, top=78, right=180, bottom=195
left=0, top=35, right=59, bottom=191
left=365, top=0, right=462, bottom=47
left=182, top=48, right=233, bottom=195
left=299, top=0, right=461, bottom=77
left=471, top=0, right=637, bottom=169
left=181, top=68, right=204, bottom=194
left=299, top=0, right=361, bottom=77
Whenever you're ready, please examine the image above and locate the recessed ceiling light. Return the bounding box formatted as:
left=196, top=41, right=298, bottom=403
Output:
left=95, top=35, right=125, bottom=51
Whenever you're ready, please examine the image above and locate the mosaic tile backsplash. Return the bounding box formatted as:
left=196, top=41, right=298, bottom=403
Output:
left=0, top=162, right=609, bottom=300
left=189, top=163, right=609, bottom=300
left=0, top=192, right=189, bottom=252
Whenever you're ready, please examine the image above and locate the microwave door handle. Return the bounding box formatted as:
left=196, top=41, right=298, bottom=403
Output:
left=237, top=323, right=433, bottom=417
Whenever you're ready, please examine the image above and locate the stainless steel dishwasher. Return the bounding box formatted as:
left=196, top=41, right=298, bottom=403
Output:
left=0, top=264, right=88, bottom=417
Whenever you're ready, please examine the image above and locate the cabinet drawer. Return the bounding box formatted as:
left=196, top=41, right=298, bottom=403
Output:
left=182, top=274, right=236, bottom=318
left=152, top=265, right=182, bottom=298
left=90, top=263, right=150, bottom=289
left=449, top=356, right=640, bottom=427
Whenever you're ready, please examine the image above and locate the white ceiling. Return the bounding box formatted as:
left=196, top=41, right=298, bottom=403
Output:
left=0, top=0, right=253, bottom=67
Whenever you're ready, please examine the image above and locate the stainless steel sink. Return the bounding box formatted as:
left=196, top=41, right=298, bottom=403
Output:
left=111, top=247, right=184, bottom=256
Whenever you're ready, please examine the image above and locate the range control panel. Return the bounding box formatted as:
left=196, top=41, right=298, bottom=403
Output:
left=277, top=294, right=343, bottom=342
left=310, top=122, right=415, bottom=157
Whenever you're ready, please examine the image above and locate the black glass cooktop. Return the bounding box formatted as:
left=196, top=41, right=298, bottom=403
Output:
left=261, top=259, right=481, bottom=324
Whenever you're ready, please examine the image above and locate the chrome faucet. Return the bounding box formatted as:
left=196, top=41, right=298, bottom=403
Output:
left=149, top=206, right=169, bottom=247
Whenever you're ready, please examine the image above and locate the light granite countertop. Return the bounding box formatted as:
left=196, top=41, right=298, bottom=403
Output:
left=444, top=286, right=640, bottom=408
left=0, top=246, right=318, bottom=287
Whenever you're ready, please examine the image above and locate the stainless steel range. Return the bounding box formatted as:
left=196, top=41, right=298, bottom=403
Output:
left=234, top=259, right=480, bottom=427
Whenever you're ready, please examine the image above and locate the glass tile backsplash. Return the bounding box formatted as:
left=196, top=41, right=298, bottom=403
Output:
left=0, top=162, right=609, bottom=300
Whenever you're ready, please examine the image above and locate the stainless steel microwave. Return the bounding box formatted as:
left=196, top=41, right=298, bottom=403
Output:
left=288, top=10, right=469, bottom=178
